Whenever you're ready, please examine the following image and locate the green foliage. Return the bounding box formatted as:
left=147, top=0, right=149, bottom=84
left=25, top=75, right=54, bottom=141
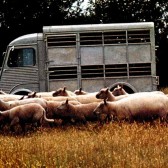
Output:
left=93, top=0, right=168, bottom=36
left=0, top=0, right=167, bottom=40
left=0, top=0, right=76, bottom=30
left=0, top=0, right=168, bottom=69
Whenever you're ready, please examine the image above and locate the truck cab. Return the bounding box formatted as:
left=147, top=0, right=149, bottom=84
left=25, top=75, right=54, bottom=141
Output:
left=0, top=33, right=47, bottom=95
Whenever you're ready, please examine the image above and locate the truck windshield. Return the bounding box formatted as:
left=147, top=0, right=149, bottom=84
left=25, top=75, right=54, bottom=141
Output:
left=7, top=48, right=36, bottom=67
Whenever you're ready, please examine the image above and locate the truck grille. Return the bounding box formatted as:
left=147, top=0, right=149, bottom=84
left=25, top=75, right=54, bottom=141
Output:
left=129, top=63, right=151, bottom=76
left=81, top=63, right=151, bottom=78
left=128, top=30, right=150, bottom=43
left=81, top=65, right=104, bottom=78
left=47, top=30, right=150, bottom=47
left=49, top=66, right=77, bottom=79
left=47, top=35, right=76, bottom=47
left=105, top=64, right=127, bottom=77
left=48, top=63, right=151, bottom=80
left=104, top=31, right=126, bottom=44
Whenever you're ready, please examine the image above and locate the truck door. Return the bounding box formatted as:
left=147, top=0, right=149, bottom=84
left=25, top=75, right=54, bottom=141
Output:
left=0, top=46, right=39, bottom=94
left=46, top=34, right=78, bottom=91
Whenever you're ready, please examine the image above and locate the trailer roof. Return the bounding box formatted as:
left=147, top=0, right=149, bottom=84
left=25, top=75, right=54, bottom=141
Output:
left=9, top=33, right=43, bottom=46
left=43, top=22, right=154, bottom=34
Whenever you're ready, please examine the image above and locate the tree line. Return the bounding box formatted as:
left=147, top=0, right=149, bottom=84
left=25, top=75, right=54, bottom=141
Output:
left=0, top=0, right=168, bottom=85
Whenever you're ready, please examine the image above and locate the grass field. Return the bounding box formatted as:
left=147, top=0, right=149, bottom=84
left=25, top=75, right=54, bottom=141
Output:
left=0, top=122, right=168, bottom=168
left=1, top=88, right=168, bottom=168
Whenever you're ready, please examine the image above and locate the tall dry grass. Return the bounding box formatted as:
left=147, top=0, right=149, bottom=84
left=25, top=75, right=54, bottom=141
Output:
left=0, top=88, right=168, bottom=168
left=0, top=122, right=168, bottom=168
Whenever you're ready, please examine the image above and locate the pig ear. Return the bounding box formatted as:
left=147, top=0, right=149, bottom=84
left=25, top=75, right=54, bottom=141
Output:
left=63, top=86, right=67, bottom=92
left=117, top=85, right=120, bottom=89
left=28, top=91, right=37, bottom=98
left=106, top=88, right=109, bottom=93
left=28, top=92, right=32, bottom=97
left=29, top=91, right=36, bottom=97
left=19, top=95, right=24, bottom=100
left=66, top=99, right=69, bottom=104
left=79, top=88, right=82, bottom=92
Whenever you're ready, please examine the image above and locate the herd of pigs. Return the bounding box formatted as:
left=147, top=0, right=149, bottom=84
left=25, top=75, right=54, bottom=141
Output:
left=0, top=85, right=168, bottom=133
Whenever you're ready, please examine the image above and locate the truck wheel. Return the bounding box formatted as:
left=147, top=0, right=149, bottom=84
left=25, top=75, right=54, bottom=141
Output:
left=10, top=89, right=32, bottom=95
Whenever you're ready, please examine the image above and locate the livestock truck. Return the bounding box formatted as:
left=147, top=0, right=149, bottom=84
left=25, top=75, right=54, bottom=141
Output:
left=0, top=22, right=159, bottom=95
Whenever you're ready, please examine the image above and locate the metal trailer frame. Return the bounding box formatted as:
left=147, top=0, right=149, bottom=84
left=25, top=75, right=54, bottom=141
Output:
left=0, top=22, right=158, bottom=94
